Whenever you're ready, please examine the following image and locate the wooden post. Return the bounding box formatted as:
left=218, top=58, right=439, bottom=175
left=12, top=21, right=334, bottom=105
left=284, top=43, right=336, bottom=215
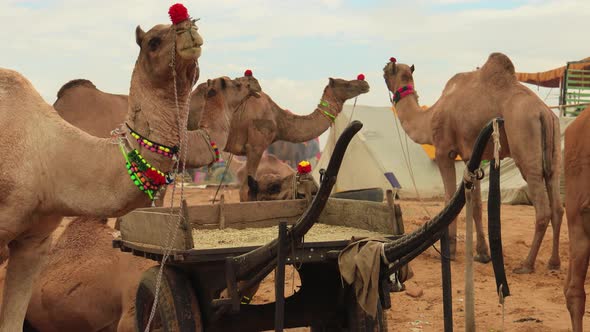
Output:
left=441, top=228, right=453, bottom=332
left=218, top=194, right=226, bottom=230
left=275, top=221, right=287, bottom=332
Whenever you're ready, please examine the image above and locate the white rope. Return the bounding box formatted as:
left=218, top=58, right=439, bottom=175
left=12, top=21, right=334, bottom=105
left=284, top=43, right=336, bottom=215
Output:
left=144, top=30, right=199, bottom=331
left=389, top=93, right=432, bottom=219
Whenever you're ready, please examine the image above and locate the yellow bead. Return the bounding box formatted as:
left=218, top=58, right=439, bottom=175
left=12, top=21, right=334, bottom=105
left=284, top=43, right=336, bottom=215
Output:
left=147, top=142, right=153, bottom=147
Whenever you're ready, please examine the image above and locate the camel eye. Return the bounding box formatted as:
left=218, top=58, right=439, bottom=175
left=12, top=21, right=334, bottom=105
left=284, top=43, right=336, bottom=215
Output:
left=148, top=37, right=161, bottom=52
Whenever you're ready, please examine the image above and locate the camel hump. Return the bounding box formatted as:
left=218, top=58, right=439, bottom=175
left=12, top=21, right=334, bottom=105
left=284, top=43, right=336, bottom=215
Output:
left=56, top=79, right=97, bottom=99
left=480, top=53, right=516, bottom=82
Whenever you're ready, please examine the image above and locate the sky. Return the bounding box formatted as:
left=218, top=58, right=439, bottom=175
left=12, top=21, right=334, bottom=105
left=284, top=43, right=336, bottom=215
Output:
left=1, top=0, right=588, bottom=147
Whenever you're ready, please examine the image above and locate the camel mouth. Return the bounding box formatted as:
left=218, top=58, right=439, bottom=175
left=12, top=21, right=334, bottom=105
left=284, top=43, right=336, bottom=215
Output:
left=178, top=45, right=202, bottom=60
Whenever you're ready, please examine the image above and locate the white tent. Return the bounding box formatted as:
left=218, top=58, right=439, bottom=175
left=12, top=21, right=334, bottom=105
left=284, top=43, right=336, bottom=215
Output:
left=312, top=105, right=465, bottom=199
left=313, top=105, right=573, bottom=204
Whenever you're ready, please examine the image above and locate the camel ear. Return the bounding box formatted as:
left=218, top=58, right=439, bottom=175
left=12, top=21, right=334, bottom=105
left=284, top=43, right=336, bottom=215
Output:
left=329, top=78, right=335, bottom=87
left=410, top=64, right=415, bottom=73
left=135, top=25, right=146, bottom=47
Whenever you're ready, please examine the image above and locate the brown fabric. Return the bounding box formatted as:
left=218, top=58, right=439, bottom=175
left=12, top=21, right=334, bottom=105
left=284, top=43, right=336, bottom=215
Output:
left=338, top=237, right=389, bottom=318
left=515, top=57, right=590, bottom=88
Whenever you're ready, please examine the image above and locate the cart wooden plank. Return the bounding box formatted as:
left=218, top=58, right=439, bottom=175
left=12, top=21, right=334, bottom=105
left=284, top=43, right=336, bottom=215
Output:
left=118, top=208, right=191, bottom=250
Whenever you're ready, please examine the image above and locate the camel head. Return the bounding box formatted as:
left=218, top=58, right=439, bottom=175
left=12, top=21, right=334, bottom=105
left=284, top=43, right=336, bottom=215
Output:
left=249, top=173, right=294, bottom=201
left=382, top=57, right=415, bottom=93
left=199, top=75, right=262, bottom=150
left=134, top=4, right=202, bottom=87
left=326, top=77, right=370, bottom=102
left=204, top=72, right=262, bottom=111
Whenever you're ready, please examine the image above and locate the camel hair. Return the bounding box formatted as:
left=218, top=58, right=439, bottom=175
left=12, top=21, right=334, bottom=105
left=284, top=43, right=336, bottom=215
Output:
left=221, top=74, right=369, bottom=201
left=383, top=52, right=563, bottom=274
left=234, top=153, right=318, bottom=201
left=0, top=8, right=239, bottom=328
left=563, top=106, right=590, bottom=332
left=0, top=217, right=155, bottom=332
left=0, top=74, right=260, bottom=331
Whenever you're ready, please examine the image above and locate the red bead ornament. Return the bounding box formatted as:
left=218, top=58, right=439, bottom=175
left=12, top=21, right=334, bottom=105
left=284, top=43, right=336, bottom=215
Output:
left=169, top=3, right=189, bottom=25
left=244, top=69, right=253, bottom=77
left=357, top=73, right=365, bottom=81
left=390, top=57, right=397, bottom=64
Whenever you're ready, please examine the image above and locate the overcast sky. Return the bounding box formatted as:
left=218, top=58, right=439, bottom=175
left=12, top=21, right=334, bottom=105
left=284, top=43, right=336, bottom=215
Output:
left=1, top=0, right=587, bottom=146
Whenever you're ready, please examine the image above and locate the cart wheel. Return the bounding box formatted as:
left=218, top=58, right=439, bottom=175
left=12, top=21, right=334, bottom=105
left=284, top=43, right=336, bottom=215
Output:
left=347, top=295, right=388, bottom=332
left=135, top=266, right=202, bottom=332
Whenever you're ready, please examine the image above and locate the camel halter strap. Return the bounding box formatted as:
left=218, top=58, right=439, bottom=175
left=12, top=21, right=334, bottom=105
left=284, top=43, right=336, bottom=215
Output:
left=392, top=85, right=415, bottom=104
left=145, top=4, right=199, bottom=330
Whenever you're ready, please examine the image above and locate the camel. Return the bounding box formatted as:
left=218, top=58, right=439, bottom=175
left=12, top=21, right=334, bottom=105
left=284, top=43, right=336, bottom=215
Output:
left=383, top=53, right=563, bottom=274
left=223, top=75, right=369, bottom=201
left=563, top=106, right=590, bottom=332
left=234, top=153, right=318, bottom=201
left=54, top=80, right=129, bottom=137
left=0, top=7, right=215, bottom=329
left=53, top=78, right=207, bottom=135
left=22, top=217, right=154, bottom=332
left=13, top=75, right=260, bottom=332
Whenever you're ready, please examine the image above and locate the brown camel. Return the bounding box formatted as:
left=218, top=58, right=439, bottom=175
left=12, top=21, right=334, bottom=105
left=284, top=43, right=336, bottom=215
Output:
left=223, top=75, right=369, bottom=201
left=23, top=218, right=153, bottom=332
left=53, top=78, right=207, bottom=135
left=0, top=10, right=215, bottom=329
left=17, top=75, right=260, bottom=332
left=235, top=153, right=317, bottom=201
left=383, top=53, right=563, bottom=274
left=563, top=106, right=590, bottom=332
left=54, top=80, right=129, bottom=137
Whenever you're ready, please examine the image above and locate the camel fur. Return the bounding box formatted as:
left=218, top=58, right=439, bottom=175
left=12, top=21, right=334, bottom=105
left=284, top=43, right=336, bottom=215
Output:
left=0, top=18, right=208, bottom=331
left=383, top=52, right=563, bottom=274
left=563, top=106, right=590, bottom=332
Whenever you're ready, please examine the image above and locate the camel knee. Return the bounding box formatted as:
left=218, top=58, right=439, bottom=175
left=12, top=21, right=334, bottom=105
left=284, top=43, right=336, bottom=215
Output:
left=565, top=285, right=586, bottom=312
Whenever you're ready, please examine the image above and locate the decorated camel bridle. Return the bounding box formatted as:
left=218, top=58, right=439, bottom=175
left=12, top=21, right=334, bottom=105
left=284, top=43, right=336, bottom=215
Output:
left=110, top=3, right=214, bottom=205
left=386, top=57, right=416, bottom=105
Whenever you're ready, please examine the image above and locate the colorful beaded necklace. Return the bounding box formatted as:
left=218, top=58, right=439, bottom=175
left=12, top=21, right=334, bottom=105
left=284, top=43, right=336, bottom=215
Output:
left=119, top=145, right=173, bottom=201
left=126, top=123, right=179, bottom=159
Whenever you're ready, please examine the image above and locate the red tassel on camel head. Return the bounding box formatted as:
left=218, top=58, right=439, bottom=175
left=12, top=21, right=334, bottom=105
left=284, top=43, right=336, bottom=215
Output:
left=169, top=3, right=189, bottom=25
left=244, top=69, right=253, bottom=77
left=357, top=73, right=365, bottom=81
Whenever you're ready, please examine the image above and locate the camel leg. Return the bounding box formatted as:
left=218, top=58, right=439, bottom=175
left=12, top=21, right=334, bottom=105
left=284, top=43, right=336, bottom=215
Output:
left=513, top=174, right=551, bottom=274
left=436, top=154, right=458, bottom=259
left=0, top=233, right=52, bottom=332
left=473, top=179, right=491, bottom=263
left=564, top=211, right=590, bottom=332
left=546, top=174, right=564, bottom=270
left=240, top=143, right=265, bottom=202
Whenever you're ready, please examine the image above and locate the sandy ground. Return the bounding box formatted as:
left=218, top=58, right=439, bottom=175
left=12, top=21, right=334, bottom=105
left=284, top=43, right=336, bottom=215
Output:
left=48, top=185, right=579, bottom=331
left=160, top=186, right=577, bottom=331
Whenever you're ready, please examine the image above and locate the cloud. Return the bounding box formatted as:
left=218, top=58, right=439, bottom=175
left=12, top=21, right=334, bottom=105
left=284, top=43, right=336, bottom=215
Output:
left=0, top=0, right=587, bottom=128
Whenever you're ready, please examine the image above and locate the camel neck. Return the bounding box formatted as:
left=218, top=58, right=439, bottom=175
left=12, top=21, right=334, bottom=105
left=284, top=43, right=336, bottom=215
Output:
left=394, top=94, right=433, bottom=145
left=126, top=69, right=192, bottom=151
left=276, top=89, right=344, bottom=143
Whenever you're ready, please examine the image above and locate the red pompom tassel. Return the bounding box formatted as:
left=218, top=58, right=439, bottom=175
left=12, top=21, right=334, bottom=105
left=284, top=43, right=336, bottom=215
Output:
left=357, top=73, right=365, bottom=81
left=244, top=69, right=253, bottom=77
left=390, top=57, right=397, bottom=64
left=169, top=3, right=189, bottom=25
left=297, top=161, right=312, bottom=174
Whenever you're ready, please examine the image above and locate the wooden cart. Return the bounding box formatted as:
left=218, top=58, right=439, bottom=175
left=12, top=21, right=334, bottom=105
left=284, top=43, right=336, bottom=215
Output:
left=113, top=119, right=507, bottom=332
left=112, top=121, right=408, bottom=331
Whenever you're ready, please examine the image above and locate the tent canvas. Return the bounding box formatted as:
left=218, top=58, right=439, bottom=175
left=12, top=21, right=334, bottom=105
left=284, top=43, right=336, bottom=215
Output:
left=312, top=105, right=465, bottom=199
left=313, top=105, right=573, bottom=205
